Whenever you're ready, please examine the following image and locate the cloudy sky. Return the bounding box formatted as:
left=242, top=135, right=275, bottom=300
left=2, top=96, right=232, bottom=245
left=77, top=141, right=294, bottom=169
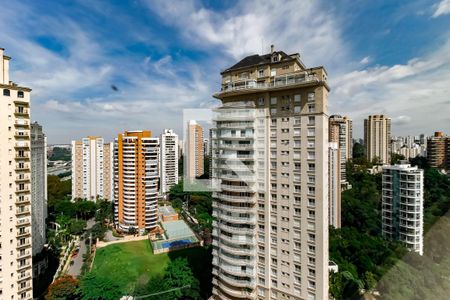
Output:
left=1, top=0, right=450, bottom=143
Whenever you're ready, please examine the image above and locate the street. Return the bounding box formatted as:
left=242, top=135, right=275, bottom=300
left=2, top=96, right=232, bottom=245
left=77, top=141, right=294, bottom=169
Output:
left=66, top=219, right=96, bottom=277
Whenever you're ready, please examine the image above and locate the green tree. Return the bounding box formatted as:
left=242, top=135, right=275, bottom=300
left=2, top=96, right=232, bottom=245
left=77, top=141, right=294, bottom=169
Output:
left=45, top=275, right=79, bottom=300
left=363, top=271, right=377, bottom=291
left=79, top=273, right=122, bottom=300
left=352, top=142, right=365, bottom=159
left=390, top=153, right=405, bottom=165
left=69, top=219, right=87, bottom=235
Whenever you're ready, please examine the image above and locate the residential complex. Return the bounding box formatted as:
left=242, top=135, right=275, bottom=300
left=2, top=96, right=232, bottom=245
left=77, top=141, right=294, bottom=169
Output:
left=328, top=142, right=341, bottom=228
left=364, top=115, right=391, bottom=164
left=30, top=122, right=47, bottom=256
left=381, top=162, right=424, bottom=255
left=427, top=132, right=449, bottom=170
left=391, top=135, right=426, bottom=160
left=160, top=129, right=179, bottom=195
left=71, top=136, right=114, bottom=201
left=186, top=120, right=204, bottom=179
left=329, top=115, right=352, bottom=188
left=211, top=47, right=329, bottom=300
left=114, top=131, right=159, bottom=233
left=0, top=48, right=33, bottom=299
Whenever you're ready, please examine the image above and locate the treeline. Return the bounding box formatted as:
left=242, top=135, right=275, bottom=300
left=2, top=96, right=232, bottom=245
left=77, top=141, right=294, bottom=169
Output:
left=330, top=155, right=450, bottom=299
left=49, top=146, right=71, bottom=161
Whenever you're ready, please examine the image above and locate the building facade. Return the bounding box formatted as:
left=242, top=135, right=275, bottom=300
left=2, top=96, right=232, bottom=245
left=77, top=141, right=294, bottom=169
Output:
left=160, top=129, right=179, bottom=195
left=364, top=115, right=391, bottom=164
left=328, top=142, right=341, bottom=228
left=211, top=47, right=329, bottom=300
left=186, top=120, right=204, bottom=179
left=71, top=136, right=114, bottom=201
left=329, top=115, right=352, bottom=187
left=427, top=132, right=449, bottom=170
left=0, top=48, right=33, bottom=299
left=114, top=131, right=159, bottom=233
left=382, top=162, right=424, bottom=255
left=30, top=122, right=47, bottom=256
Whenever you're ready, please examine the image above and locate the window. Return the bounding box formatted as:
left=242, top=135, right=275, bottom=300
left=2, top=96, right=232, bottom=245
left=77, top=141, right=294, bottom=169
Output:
left=258, top=69, right=265, bottom=77
left=270, top=97, right=277, bottom=105
left=258, top=97, right=265, bottom=105
left=294, top=94, right=301, bottom=102
left=17, top=91, right=24, bottom=98
left=271, top=108, right=277, bottom=115
left=308, top=104, right=315, bottom=113
left=308, top=92, right=315, bottom=102
left=3, top=89, right=10, bottom=96
left=294, top=106, right=301, bottom=113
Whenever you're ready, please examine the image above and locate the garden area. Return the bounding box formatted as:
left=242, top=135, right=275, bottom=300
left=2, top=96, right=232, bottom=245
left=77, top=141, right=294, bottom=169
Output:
left=89, top=239, right=212, bottom=299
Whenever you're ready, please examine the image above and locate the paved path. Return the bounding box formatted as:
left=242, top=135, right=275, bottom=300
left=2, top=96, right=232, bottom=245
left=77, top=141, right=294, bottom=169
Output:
left=67, top=219, right=95, bottom=277
left=104, top=229, right=122, bottom=242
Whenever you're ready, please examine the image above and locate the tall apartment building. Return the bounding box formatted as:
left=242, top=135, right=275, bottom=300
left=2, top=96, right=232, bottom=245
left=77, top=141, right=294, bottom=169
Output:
left=364, top=115, right=391, bottom=164
left=0, top=48, right=33, bottom=299
left=328, top=142, right=341, bottom=228
left=71, top=136, right=114, bottom=201
left=381, top=162, right=424, bottom=255
left=329, top=115, right=352, bottom=187
left=211, top=47, right=329, bottom=300
left=114, top=131, right=159, bottom=233
left=30, top=122, right=47, bottom=256
left=160, top=129, right=179, bottom=195
left=186, top=120, right=204, bottom=179
left=427, top=132, right=449, bottom=170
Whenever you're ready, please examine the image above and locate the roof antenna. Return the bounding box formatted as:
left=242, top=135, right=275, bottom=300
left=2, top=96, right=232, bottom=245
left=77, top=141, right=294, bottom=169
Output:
left=271, top=44, right=274, bottom=54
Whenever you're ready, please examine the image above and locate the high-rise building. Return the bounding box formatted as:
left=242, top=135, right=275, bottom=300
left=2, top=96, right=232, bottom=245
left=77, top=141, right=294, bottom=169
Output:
left=364, top=115, right=391, bottom=164
left=0, top=48, right=33, bottom=299
left=160, top=129, right=179, bottom=195
left=329, top=115, right=352, bottom=187
left=71, top=136, right=114, bottom=201
left=186, top=120, right=204, bottom=179
left=114, top=131, right=159, bottom=233
left=328, top=142, right=341, bottom=228
left=427, top=132, right=449, bottom=170
left=381, top=162, right=424, bottom=255
left=30, top=122, right=47, bottom=256
left=211, top=47, right=329, bottom=300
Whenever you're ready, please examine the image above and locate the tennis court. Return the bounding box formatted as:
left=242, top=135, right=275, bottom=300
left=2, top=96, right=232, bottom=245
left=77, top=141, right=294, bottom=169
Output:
left=151, top=220, right=199, bottom=254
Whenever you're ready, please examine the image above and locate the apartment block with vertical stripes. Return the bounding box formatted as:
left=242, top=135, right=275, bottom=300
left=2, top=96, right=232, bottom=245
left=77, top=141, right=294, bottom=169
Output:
left=211, top=46, right=329, bottom=300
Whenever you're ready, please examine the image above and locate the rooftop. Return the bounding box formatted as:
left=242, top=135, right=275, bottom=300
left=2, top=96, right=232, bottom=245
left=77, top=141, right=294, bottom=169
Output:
left=159, top=205, right=177, bottom=217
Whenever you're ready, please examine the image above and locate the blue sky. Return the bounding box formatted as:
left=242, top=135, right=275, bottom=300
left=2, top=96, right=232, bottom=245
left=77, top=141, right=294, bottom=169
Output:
left=1, top=0, right=450, bottom=143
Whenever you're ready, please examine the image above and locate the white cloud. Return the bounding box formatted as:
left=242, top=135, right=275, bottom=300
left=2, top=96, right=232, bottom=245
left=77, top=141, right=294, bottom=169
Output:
left=331, top=37, right=450, bottom=136
left=433, top=0, right=450, bottom=17
left=143, top=0, right=348, bottom=70
left=360, top=56, right=371, bottom=65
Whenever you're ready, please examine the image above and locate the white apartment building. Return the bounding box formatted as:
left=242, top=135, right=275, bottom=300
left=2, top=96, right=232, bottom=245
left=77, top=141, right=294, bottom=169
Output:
left=0, top=48, right=33, bottom=299
left=329, top=115, right=352, bottom=188
left=328, top=142, right=341, bottom=228
left=71, top=136, right=114, bottom=201
left=211, top=47, right=329, bottom=300
left=114, top=131, right=159, bottom=233
left=30, top=122, right=47, bottom=256
left=160, top=129, right=179, bottom=195
left=382, top=162, right=424, bottom=255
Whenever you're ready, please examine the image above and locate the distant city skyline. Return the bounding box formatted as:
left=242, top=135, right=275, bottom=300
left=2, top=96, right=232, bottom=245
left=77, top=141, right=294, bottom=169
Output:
left=1, top=1, right=450, bottom=143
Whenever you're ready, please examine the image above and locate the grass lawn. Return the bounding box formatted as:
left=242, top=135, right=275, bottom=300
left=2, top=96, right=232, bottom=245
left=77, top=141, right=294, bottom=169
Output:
left=91, top=240, right=212, bottom=297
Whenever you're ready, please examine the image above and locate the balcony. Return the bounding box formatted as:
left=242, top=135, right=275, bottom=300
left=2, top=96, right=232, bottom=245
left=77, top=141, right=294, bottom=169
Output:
left=16, top=186, right=30, bottom=193
left=217, top=214, right=256, bottom=224
left=15, top=153, right=30, bottom=160
left=218, top=143, right=254, bottom=150
left=16, top=175, right=30, bottom=182
left=14, top=119, right=29, bottom=127
left=14, top=108, right=29, bottom=115
left=217, top=193, right=256, bottom=203
left=16, top=218, right=31, bottom=226
left=15, top=131, right=30, bottom=138
left=18, top=281, right=32, bottom=293
left=15, top=142, right=30, bottom=149
left=17, top=271, right=32, bottom=281
left=16, top=164, right=30, bottom=171
left=213, top=279, right=256, bottom=299
left=218, top=223, right=255, bottom=235
left=17, top=229, right=31, bottom=238
left=16, top=207, right=31, bottom=216
left=216, top=73, right=320, bottom=96
left=16, top=197, right=31, bottom=204
left=17, top=249, right=31, bottom=258
left=17, top=261, right=31, bottom=270
left=219, top=234, right=256, bottom=245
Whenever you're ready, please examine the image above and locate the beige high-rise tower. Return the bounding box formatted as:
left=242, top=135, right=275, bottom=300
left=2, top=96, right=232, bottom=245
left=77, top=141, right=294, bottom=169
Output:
left=211, top=46, right=329, bottom=300
left=186, top=120, right=204, bottom=179
left=364, top=115, right=391, bottom=164
left=71, top=136, right=114, bottom=201
left=0, top=48, right=33, bottom=299
left=427, top=132, right=449, bottom=169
